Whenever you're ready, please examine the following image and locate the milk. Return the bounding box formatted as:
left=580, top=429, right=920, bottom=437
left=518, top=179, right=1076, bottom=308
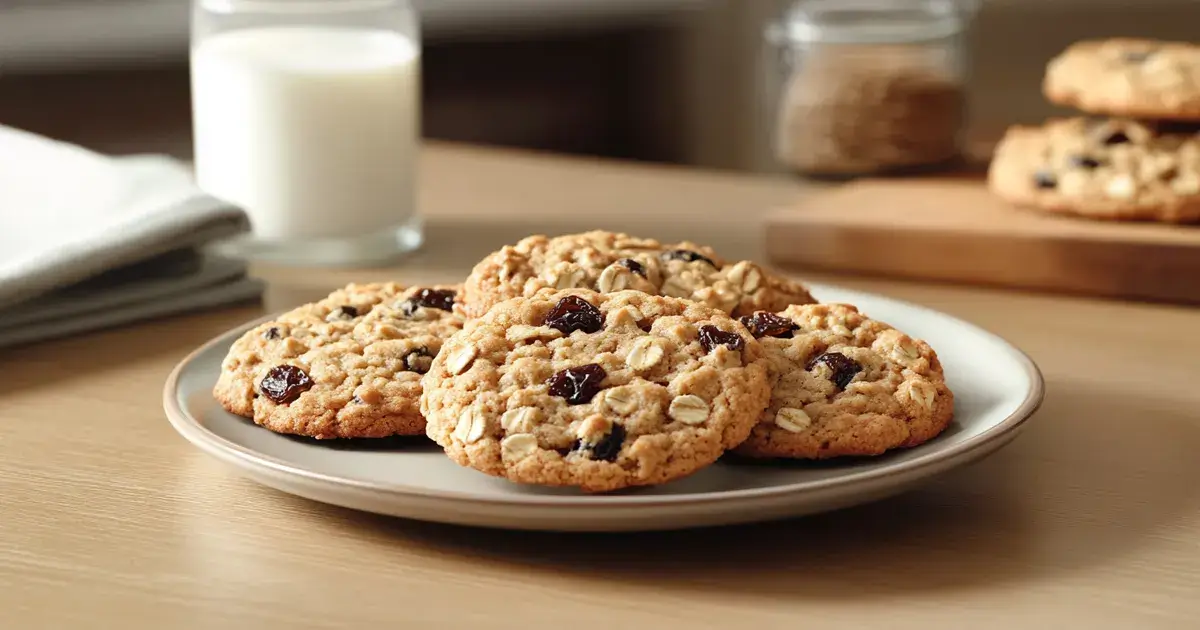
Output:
left=191, top=26, right=420, bottom=242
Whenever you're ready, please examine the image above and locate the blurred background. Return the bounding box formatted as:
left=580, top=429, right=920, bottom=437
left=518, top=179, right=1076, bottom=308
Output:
left=1, top=0, right=1198, bottom=172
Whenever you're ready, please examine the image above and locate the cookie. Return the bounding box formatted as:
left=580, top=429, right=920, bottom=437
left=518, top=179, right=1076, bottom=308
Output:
left=1044, top=39, right=1200, bottom=120
left=732, top=304, right=953, bottom=459
left=420, top=289, right=772, bottom=492
left=459, top=230, right=815, bottom=319
left=988, top=117, right=1200, bottom=222
left=214, top=283, right=464, bottom=439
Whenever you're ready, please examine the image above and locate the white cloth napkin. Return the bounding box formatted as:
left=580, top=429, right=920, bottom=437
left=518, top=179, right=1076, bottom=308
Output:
left=0, top=125, right=263, bottom=348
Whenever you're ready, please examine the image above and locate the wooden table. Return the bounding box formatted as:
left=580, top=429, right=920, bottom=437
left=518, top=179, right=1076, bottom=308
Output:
left=3, top=144, right=1199, bottom=629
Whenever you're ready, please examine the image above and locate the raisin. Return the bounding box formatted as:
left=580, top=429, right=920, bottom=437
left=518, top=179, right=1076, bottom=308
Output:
left=618, top=258, right=647, bottom=277
left=1033, top=170, right=1057, bottom=189
left=1154, top=120, right=1200, bottom=136
left=334, top=305, right=359, bottom=319
left=403, top=347, right=433, bottom=374
left=546, top=364, right=607, bottom=405
left=1069, top=155, right=1102, bottom=169
left=1100, top=130, right=1131, bottom=146
left=263, top=327, right=282, bottom=340
left=399, top=288, right=456, bottom=316
left=259, top=365, right=314, bottom=404
left=698, top=325, right=745, bottom=353
left=662, top=249, right=717, bottom=268
left=807, top=352, right=862, bottom=390
left=574, top=424, right=626, bottom=462
left=545, top=295, right=604, bottom=335
left=738, top=312, right=799, bottom=339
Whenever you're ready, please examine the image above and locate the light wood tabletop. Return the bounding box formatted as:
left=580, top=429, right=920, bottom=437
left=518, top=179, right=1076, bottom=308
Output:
left=3, top=144, right=1199, bottom=629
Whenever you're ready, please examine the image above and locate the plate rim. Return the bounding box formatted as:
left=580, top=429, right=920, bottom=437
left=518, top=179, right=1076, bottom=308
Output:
left=163, top=283, right=1045, bottom=508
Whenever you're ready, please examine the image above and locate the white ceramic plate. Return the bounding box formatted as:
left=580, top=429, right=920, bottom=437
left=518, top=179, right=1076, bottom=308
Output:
left=164, top=284, right=1044, bottom=532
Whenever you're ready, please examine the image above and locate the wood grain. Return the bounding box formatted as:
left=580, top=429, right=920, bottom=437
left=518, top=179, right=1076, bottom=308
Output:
left=764, top=177, right=1200, bottom=305
left=2, top=144, right=1199, bottom=629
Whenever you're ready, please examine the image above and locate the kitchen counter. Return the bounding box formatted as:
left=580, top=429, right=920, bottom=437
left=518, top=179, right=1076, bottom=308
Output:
left=10, top=1, right=1200, bottom=171
left=2, top=143, right=1199, bottom=628
left=0, top=0, right=706, bottom=71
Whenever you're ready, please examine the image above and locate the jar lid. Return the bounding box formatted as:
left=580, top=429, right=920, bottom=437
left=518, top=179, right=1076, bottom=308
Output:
left=768, top=0, right=976, bottom=45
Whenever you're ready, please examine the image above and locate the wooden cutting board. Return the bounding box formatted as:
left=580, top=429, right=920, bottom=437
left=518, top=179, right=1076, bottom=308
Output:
left=764, top=175, right=1200, bottom=305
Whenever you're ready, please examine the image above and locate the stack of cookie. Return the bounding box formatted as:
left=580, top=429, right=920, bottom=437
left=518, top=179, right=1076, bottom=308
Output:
left=989, top=39, right=1200, bottom=223
left=215, top=231, right=954, bottom=492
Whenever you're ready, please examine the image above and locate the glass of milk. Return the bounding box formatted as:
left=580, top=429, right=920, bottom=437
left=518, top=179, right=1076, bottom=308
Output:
left=191, top=0, right=422, bottom=266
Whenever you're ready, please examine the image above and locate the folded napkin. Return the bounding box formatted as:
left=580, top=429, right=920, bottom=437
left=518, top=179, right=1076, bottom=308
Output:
left=0, top=125, right=263, bottom=348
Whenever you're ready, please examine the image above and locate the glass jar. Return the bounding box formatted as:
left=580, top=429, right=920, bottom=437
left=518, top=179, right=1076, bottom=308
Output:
left=192, top=0, right=423, bottom=267
left=763, top=0, right=977, bottom=178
